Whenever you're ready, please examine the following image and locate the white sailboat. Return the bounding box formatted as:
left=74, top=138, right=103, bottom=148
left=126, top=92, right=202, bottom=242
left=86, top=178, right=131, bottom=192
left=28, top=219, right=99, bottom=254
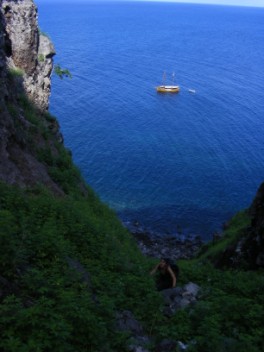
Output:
left=156, top=72, right=180, bottom=93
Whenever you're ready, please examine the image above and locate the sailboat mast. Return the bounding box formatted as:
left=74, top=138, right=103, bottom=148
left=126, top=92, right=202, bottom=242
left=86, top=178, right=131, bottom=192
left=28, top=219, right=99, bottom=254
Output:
left=156, top=71, right=180, bottom=93
left=162, top=71, right=166, bottom=85
left=172, top=72, right=175, bottom=85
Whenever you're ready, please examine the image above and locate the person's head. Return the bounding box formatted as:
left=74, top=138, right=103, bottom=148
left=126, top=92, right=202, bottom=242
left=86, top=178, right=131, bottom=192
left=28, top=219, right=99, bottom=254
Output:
left=160, top=258, right=170, bottom=268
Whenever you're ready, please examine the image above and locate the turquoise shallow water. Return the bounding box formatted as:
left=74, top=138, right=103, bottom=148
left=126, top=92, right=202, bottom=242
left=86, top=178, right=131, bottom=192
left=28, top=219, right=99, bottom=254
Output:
left=37, top=2, right=264, bottom=240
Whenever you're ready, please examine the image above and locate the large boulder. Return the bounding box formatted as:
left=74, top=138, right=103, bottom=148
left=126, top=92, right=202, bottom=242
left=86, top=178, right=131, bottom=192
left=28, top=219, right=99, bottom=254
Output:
left=161, top=282, right=200, bottom=316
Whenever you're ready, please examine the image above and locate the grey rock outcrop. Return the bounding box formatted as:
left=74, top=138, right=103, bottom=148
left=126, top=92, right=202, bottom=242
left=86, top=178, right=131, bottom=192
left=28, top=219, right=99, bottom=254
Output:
left=245, top=182, right=264, bottom=267
left=0, top=9, right=8, bottom=104
left=24, top=33, right=55, bottom=111
left=155, top=339, right=188, bottom=352
left=2, top=0, right=38, bottom=75
left=213, top=182, right=264, bottom=270
left=116, top=310, right=151, bottom=352
left=0, top=1, right=65, bottom=193
left=2, top=0, right=55, bottom=110
left=116, top=284, right=200, bottom=352
left=162, top=282, right=200, bottom=316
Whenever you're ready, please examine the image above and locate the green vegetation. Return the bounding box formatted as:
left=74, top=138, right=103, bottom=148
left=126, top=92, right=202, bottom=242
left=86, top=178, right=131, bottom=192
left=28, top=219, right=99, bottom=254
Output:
left=18, top=94, right=41, bottom=127
left=7, top=102, right=19, bottom=118
left=0, top=182, right=161, bottom=352
left=0, top=176, right=263, bottom=351
left=197, top=210, right=251, bottom=263
left=8, top=67, right=24, bottom=78
left=38, top=53, right=45, bottom=62
left=54, top=64, right=72, bottom=79
left=5, top=94, right=86, bottom=197
left=171, top=261, right=264, bottom=352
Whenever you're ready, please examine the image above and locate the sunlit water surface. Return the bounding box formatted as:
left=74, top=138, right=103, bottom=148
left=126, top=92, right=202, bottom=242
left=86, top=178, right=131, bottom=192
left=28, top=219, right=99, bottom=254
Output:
left=37, top=2, right=264, bottom=240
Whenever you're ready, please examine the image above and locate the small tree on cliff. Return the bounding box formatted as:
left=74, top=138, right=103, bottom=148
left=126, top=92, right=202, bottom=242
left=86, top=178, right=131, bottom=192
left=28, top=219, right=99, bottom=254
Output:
left=54, top=64, right=72, bottom=79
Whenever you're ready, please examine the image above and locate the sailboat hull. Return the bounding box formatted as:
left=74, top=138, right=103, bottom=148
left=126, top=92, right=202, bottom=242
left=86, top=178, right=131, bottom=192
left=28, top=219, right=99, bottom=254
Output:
left=156, top=85, right=180, bottom=93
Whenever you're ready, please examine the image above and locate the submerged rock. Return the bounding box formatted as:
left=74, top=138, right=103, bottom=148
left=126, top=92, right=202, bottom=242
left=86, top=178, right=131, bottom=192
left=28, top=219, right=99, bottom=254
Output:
left=130, top=227, right=203, bottom=260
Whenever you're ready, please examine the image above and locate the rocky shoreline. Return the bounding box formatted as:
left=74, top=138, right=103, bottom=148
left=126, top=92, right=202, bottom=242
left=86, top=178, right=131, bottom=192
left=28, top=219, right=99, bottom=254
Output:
left=123, top=221, right=204, bottom=260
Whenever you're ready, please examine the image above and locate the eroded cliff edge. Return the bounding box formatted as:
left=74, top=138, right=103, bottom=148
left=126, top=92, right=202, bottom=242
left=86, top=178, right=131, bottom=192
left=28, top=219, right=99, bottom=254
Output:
left=216, top=182, right=264, bottom=269
left=2, top=0, right=55, bottom=110
left=0, top=0, right=76, bottom=194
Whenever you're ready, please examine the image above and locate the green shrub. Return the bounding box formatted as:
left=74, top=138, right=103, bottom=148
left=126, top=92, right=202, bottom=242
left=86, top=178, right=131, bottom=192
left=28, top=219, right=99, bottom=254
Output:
left=8, top=67, right=24, bottom=78
left=38, top=54, right=45, bottom=62
left=54, top=64, right=72, bottom=79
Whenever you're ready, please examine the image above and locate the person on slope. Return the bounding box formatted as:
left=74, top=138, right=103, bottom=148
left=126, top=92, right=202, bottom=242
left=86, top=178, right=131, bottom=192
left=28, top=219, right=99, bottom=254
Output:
left=150, top=258, right=178, bottom=291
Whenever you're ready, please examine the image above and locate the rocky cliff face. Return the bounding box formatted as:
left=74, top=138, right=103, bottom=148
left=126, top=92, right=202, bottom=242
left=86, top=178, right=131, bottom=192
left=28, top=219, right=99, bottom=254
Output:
left=2, top=0, right=55, bottom=111
left=246, top=182, right=264, bottom=267
left=214, top=183, right=264, bottom=270
left=0, top=0, right=65, bottom=194
left=0, top=3, right=8, bottom=105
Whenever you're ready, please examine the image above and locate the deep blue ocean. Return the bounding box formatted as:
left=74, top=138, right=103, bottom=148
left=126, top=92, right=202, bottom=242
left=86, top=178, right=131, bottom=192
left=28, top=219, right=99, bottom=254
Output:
left=37, top=1, right=264, bottom=240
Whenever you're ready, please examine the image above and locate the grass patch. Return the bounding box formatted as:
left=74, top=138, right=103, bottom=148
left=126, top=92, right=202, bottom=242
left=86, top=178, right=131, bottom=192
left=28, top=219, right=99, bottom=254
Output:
left=7, top=102, right=19, bottom=118
left=197, top=210, right=251, bottom=261
left=18, top=94, right=40, bottom=126
left=8, top=67, right=24, bottom=78
left=38, top=53, right=45, bottom=62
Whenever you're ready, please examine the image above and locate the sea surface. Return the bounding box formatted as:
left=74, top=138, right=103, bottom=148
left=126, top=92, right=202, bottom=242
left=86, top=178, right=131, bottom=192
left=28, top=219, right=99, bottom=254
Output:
left=37, top=1, right=264, bottom=240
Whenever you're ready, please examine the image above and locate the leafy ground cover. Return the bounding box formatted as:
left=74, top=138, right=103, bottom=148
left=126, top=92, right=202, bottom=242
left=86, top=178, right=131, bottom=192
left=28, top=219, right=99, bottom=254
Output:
left=0, top=182, right=161, bottom=351
left=1, top=181, right=263, bottom=352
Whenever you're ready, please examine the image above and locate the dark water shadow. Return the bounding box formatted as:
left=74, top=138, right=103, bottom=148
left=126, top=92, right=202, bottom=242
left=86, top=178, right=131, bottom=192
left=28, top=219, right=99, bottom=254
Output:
left=118, top=204, right=235, bottom=241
